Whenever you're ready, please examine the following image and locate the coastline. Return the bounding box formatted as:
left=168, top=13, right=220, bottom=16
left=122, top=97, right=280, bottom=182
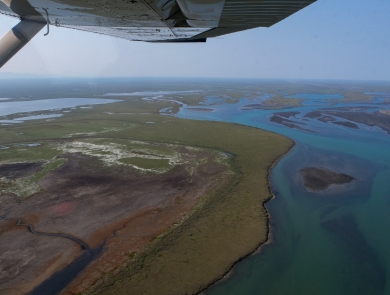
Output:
left=197, top=140, right=296, bottom=294
left=2, top=79, right=389, bottom=295
left=79, top=117, right=293, bottom=295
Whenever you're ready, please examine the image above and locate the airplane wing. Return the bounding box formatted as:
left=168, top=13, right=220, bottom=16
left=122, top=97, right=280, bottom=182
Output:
left=0, top=0, right=316, bottom=67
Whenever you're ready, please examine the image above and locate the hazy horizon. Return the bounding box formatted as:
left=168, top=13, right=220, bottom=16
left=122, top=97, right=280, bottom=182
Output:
left=0, top=0, right=389, bottom=81
left=0, top=74, right=389, bottom=83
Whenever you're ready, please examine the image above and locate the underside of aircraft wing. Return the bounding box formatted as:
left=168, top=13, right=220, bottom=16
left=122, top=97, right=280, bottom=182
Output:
left=0, top=0, right=316, bottom=67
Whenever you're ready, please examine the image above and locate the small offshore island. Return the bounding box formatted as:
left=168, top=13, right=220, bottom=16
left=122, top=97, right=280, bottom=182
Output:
left=300, top=167, right=355, bottom=192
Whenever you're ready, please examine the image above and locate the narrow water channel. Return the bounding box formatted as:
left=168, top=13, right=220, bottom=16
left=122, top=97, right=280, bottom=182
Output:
left=1, top=205, right=103, bottom=295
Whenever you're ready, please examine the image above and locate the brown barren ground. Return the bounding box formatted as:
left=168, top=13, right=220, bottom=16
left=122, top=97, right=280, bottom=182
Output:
left=0, top=149, right=230, bottom=295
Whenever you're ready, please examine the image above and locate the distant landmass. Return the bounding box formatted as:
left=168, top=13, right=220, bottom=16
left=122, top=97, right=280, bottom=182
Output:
left=0, top=72, right=63, bottom=79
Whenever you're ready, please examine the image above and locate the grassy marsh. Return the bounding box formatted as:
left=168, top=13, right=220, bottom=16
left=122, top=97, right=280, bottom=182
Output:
left=0, top=91, right=292, bottom=295
left=80, top=100, right=293, bottom=295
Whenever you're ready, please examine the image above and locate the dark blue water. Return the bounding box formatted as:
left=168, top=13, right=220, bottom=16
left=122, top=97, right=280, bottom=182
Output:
left=28, top=244, right=104, bottom=295
left=176, top=94, right=390, bottom=295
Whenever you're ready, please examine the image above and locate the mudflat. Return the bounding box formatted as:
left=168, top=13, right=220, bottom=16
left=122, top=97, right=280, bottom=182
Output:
left=304, top=109, right=390, bottom=133
left=332, top=121, right=359, bottom=129
left=300, top=167, right=355, bottom=192
left=0, top=162, right=42, bottom=179
left=1, top=145, right=230, bottom=295
left=270, top=114, right=313, bottom=132
left=186, top=108, right=214, bottom=112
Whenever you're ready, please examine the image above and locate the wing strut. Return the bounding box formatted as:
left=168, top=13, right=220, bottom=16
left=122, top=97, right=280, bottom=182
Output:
left=42, top=8, right=50, bottom=36
left=0, top=19, right=46, bottom=68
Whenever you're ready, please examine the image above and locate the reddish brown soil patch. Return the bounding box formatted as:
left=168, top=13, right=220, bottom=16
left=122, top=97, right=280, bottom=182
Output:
left=49, top=201, right=75, bottom=216
left=1, top=150, right=230, bottom=295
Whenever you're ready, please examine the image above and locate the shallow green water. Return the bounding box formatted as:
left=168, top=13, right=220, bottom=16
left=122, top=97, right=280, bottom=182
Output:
left=177, top=95, right=390, bottom=295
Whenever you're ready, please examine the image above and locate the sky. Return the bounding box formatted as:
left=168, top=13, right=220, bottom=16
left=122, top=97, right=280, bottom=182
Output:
left=0, top=0, right=389, bottom=80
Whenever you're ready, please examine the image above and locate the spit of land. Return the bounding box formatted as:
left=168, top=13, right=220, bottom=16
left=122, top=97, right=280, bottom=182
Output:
left=0, top=89, right=292, bottom=295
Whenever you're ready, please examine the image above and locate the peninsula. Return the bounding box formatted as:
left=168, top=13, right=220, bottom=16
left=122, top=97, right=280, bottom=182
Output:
left=0, top=96, right=292, bottom=295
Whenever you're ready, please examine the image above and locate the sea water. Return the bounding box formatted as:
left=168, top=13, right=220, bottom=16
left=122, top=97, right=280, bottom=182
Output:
left=176, top=94, right=390, bottom=295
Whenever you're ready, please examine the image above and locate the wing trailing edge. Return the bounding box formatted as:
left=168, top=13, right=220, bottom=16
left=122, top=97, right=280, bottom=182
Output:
left=0, top=0, right=316, bottom=67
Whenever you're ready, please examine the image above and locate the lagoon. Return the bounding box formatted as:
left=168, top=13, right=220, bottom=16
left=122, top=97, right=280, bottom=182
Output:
left=176, top=93, right=390, bottom=295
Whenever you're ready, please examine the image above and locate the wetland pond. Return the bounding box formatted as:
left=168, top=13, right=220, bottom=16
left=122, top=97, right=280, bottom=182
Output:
left=176, top=93, right=390, bottom=295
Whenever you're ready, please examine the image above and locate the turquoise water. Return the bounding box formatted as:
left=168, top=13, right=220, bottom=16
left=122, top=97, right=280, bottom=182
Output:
left=177, top=95, right=390, bottom=295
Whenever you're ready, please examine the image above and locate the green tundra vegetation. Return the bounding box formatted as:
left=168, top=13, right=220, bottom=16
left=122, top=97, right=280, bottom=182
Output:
left=0, top=97, right=293, bottom=295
